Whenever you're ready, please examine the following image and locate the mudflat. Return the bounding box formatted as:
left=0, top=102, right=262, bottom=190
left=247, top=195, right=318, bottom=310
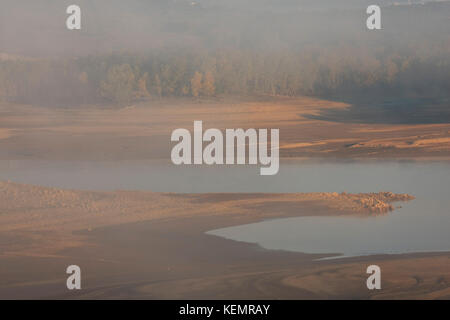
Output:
left=1, top=97, right=450, bottom=299
left=1, top=97, right=450, bottom=161
left=2, top=181, right=448, bottom=299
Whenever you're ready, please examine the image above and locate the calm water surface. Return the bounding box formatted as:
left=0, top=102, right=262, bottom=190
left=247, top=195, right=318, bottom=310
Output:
left=1, top=160, right=449, bottom=258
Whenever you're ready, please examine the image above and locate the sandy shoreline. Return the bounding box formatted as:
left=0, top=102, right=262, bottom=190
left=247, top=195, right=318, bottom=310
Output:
left=3, top=181, right=449, bottom=299
left=1, top=97, right=450, bottom=299
left=2, top=97, right=450, bottom=161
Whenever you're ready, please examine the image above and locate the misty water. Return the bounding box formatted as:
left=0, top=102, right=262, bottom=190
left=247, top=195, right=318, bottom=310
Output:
left=1, top=160, right=450, bottom=258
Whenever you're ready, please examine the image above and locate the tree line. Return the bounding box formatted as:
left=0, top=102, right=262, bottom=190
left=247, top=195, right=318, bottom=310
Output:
left=0, top=46, right=449, bottom=106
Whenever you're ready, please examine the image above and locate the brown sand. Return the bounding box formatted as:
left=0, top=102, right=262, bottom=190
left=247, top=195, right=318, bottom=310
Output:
left=0, top=129, right=11, bottom=140
left=1, top=97, right=450, bottom=161
left=1, top=98, right=450, bottom=299
left=3, top=181, right=448, bottom=300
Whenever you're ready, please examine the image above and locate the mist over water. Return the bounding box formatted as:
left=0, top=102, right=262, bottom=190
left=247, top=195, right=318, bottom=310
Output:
left=1, top=1, right=449, bottom=108
left=1, top=0, right=450, bottom=56
left=1, top=1, right=450, bottom=301
left=1, top=1, right=449, bottom=258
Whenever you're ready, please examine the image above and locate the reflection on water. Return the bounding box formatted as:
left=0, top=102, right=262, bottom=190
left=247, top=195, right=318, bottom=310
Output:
left=1, top=159, right=450, bottom=258
left=201, top=160, right=448, bottom=258
left=1, top=159, right=449, bottom=194
left=208, top=199, right=450, bottom=259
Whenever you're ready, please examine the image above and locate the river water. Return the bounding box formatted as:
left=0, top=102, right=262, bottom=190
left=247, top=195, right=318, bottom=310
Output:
left=1, top=159, right=449, bottom=258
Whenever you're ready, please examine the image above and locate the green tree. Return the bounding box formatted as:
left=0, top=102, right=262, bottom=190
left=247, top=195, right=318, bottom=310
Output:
left=190, top=71, right=202, bottom=97
left=153, top=74, right=162, bottom=98
left=100, top=64, right=136, bottom=105
left=201, top=71, right=215, bottom=96
left=135, top=72, right=151, bottom=99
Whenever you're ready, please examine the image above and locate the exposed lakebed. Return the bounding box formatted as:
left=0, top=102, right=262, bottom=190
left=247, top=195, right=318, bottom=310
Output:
left=1, top=159, right=449, bottom=258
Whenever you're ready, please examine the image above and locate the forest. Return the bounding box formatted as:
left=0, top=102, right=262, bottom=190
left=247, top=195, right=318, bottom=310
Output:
left=1, top=1, right=449, bottom=106
left=1, top=44, right=449, bottom=106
